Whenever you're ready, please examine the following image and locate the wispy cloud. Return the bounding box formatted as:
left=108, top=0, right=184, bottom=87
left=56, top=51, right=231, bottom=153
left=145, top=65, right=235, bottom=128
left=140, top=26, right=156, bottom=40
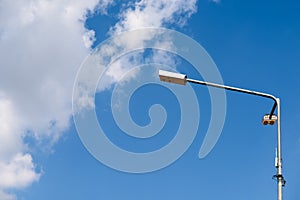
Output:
left=210, top=0, right=221, bottom=4
left=93, top=0, right=197, bottom=93
left=111, top=0, right=197, bottom=34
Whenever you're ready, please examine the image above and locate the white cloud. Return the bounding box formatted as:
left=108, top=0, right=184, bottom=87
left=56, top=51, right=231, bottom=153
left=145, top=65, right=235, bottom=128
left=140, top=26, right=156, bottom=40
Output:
left=0, top=96, right=22, bottom=161
left=0, top=153, right=40, bottom=189
left=0, top=190, right=16, bottom=200
left=91, top=0, right=197, bottom=93
left=97, top=52, right=144, bottom=91
left=111, top=0, right=197, bottom=34
left=0, top=0, right=197, bottom=198
left=0, top=0, right=112, bottom=197
left=0, top=96, right=40, bottom=195
left=83, top=30, right=96, bottom=48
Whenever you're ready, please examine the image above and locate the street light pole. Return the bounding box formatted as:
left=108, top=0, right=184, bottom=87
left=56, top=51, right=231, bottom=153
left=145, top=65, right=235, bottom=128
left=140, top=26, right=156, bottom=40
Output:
left=159, top=70, right=285, bottom=200
left=276, top=98, right=284, bottom=200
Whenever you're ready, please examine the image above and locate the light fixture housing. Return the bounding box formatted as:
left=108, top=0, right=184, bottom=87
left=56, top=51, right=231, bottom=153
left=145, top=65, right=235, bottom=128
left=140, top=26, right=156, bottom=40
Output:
left=262, top=114, right=278, bottom=125
left=159, top=70, right=187, bottom=85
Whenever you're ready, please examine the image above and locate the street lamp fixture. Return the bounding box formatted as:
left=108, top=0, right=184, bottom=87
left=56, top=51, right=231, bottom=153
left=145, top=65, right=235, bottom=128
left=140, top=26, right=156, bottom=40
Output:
left=159, top=69, right=286, bottom=200
left=159, top=70, right=187, bottom=85
left=262, top=114, right=278, bottom=125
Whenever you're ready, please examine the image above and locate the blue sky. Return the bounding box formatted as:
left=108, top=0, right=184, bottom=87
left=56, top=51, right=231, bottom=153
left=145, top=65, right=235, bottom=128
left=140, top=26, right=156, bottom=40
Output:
left=0, top=0, right=300, bottom=200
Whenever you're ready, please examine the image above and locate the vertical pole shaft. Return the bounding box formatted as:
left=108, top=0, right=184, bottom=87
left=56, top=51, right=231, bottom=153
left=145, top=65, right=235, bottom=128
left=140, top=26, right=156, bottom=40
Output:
left=277, top=98, right=282, bottom=200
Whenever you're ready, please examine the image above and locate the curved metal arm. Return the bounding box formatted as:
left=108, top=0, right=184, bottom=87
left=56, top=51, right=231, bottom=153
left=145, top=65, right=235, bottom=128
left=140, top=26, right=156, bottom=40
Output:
left=186, top=78, right=278, bottom=118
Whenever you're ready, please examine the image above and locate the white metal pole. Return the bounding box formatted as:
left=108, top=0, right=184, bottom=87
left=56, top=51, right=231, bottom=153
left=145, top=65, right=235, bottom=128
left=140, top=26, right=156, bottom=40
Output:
left=276, top=98, right=283, bottom=200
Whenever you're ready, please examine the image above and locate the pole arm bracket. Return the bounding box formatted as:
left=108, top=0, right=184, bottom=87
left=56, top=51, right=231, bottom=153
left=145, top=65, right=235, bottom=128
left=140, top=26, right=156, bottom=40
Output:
left=186, top=78, right=278, bottom=117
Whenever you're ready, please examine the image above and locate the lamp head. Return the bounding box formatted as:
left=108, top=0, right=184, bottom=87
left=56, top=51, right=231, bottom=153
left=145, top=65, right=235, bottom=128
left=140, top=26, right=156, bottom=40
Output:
left=159, top=70, right=187, bottom=85
left=262, top=114, right=277, bottom=125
